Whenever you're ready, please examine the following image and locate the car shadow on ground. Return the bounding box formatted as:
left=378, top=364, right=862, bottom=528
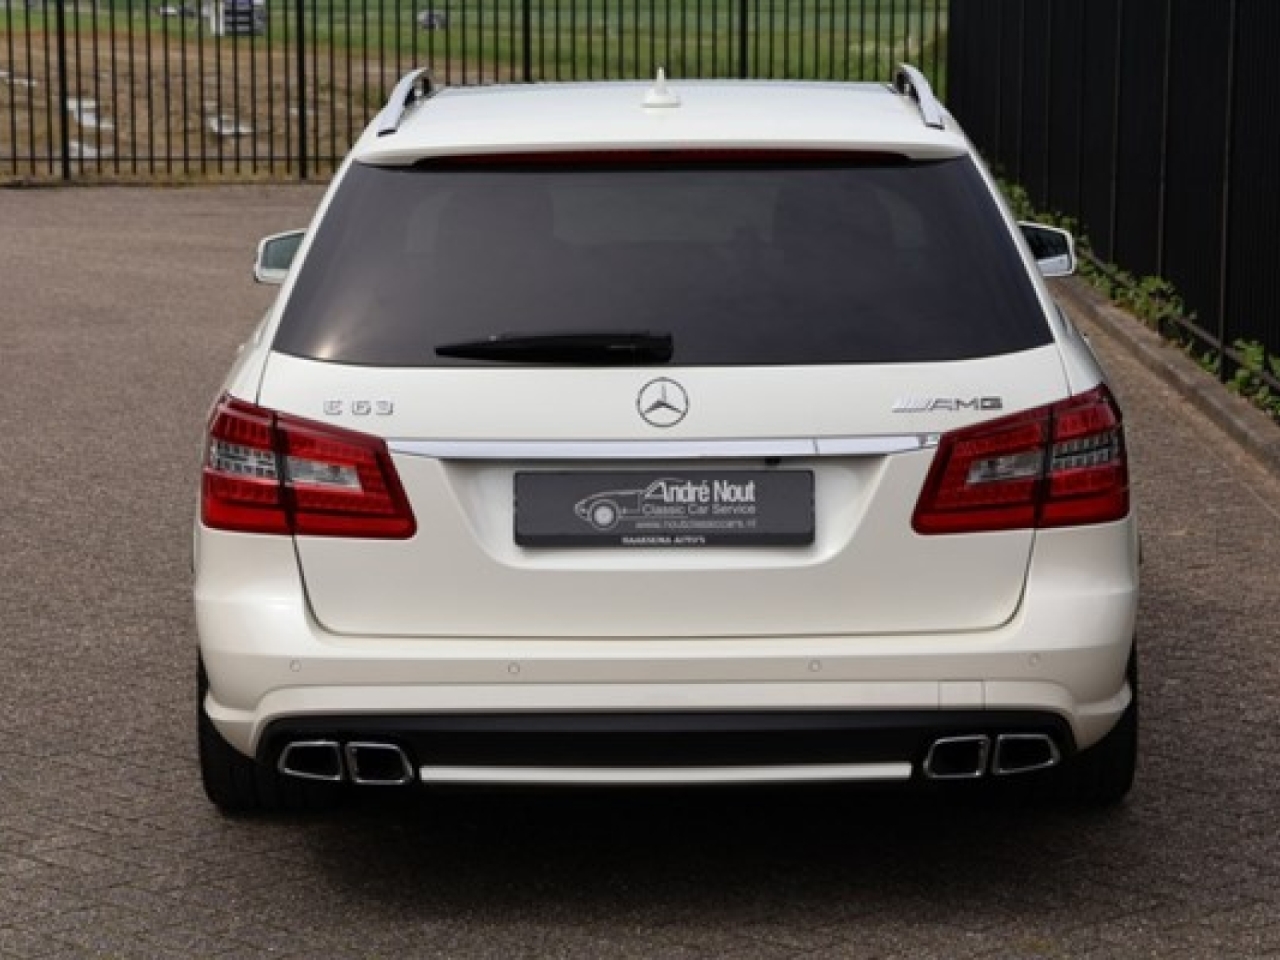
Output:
left=283, top=784, right=1146, bottom=926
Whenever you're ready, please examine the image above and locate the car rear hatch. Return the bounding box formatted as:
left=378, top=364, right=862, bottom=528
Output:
left=258, top=354, right=1070, bottom=639
left=254, top=153, right=1071, bottom=639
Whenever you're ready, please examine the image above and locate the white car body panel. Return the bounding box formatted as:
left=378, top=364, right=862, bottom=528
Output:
left=194, top=517, right=1138, bottom=756
left=294, top=454, right=1031, bottom=637
left=256, top=348, right=1071, bottom=637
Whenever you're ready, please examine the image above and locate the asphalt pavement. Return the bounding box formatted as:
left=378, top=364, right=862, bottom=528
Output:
left=2, top=185, right=1279, bottom=959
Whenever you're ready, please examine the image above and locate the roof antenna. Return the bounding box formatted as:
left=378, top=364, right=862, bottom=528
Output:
left=644, top=68, right=682, bottom=108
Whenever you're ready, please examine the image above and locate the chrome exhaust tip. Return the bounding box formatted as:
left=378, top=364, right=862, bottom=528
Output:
left=277, top=740, right=344, bottom=782
left=344, top=742, right=415, bottom=786
left=923, top=735, right=990, bottom=780
left=992, top=734, right=1061, bottom=776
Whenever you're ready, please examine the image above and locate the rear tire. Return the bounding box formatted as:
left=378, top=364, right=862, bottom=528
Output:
left=1058, top=644, right=1139, bottom=806
left=198, top=660, right=339, bottom=815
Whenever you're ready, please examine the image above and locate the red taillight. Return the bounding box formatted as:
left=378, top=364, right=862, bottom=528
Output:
left=912, top=386, right=1129, bottom=535
left=202, top=395, right=416, bottom=539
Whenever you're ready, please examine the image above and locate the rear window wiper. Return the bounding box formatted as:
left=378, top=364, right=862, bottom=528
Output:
left=435, top=331, right=673, bottom=365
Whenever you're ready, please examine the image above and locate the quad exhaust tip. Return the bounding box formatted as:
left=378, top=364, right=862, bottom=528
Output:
left=923, top=735, right=990, bottom=780
left=344, top=742, right=415, bottom=786
left=923, top=733, right=1062, bottom=780
left=277, top=740, right=344, bottom=782
left=992, top=733, right=1061, bottom=776
left=277, top=740, right=416, bottom=785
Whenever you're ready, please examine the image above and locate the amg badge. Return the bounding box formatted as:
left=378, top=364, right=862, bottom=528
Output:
left=893, top=396, right=1004, bottom=413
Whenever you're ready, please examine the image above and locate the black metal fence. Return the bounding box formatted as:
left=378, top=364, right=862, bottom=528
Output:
left=1, top=0, right=948, bottom=181
left=949, top=0, right=1280, bottom=385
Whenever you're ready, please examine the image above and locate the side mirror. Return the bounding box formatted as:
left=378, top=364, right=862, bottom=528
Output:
left=1019, top=222, right=1076, bottom=278
left=254, top=229, right=305, bottom=285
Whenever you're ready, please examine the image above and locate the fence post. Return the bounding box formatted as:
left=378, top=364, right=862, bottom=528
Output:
left=522, top=0, right=533, bottom=83
left=295, top=0, right=308, bottom=180
left=737, top=0, right=749, bottom=78
left=1216, top=0, right=1238, bottom=382
left=55, top=0, right=71, bottom=181
left=1106, top=0, right=1123, bottom=264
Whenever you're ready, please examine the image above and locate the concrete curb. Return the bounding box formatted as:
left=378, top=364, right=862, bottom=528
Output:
left=1052, top=276, right=1280, bottom=478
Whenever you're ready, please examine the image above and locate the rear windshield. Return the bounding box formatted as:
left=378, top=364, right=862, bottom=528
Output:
left=274, top=156, right=1050, bottom=366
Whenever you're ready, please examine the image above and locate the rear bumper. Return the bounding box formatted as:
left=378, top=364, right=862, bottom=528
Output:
left=194, top=517, right=1139, bottom=769
left=260, top=709, right=1076, bottom=786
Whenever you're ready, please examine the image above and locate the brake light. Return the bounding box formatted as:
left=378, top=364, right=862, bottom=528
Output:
left=202, top=395, right=416, bottom=538
left=912, top=386, right=1128, bottom=535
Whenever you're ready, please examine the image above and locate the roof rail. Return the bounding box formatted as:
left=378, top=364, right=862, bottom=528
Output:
left=892, top=63, right=945, bottom=131
left=375, top=67, right=439, bottom=137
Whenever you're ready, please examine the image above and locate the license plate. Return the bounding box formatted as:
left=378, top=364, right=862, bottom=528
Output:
left=514, top=470, right=814, bottom=547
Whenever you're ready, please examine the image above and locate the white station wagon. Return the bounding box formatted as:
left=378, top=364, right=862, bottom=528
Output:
left=195, top=66, right=1139, bottom=812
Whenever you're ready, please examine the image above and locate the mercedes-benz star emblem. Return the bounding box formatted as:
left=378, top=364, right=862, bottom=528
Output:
left=637, top=378, right=689, bottom=428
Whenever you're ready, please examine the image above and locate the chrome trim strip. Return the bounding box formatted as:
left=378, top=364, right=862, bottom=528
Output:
left=814, top=435, right=939, bottom=456
left=419, top=763, right=913, bottom=785
left=388, top=435, right=936, bottom=461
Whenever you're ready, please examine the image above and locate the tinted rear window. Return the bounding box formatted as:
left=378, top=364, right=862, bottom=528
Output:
left=274, top=157, right=1051, bottom=366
